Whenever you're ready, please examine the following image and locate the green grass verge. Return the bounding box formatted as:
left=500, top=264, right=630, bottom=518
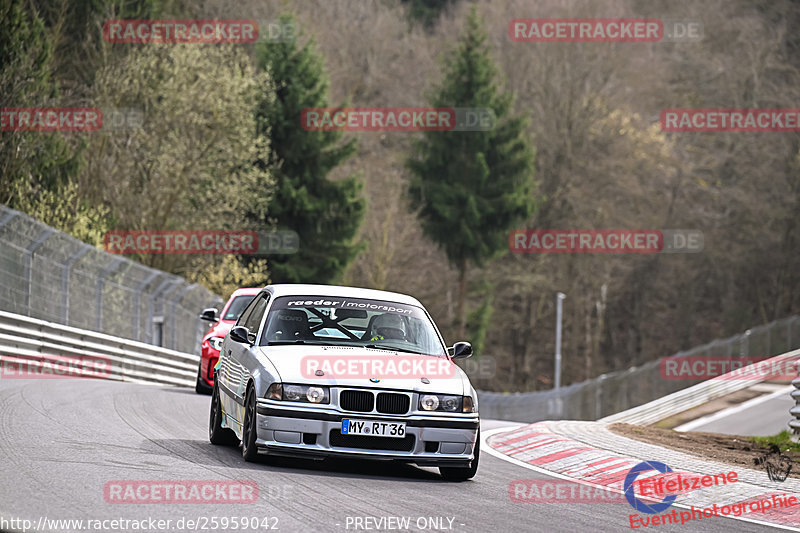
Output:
left=751, top=430, right=800, bottom=453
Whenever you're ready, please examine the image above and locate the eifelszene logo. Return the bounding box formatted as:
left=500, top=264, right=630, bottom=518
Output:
left=624, top=461, right=677, bottom=514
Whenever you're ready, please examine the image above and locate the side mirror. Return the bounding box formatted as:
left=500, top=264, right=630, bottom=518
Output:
left=451, top=341, right=473, bottom=359
left=230, top=326, right=253, bottom=345
left=199, top=308, right=218, bottom=323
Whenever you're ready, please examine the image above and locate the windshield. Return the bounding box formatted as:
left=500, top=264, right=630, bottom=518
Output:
left=222, top=294, right=256, bottom=321
left=260, top=295, right=446, bottom=356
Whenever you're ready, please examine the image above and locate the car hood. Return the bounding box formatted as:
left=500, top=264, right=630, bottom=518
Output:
left=254, top=345, right=469, bottom=396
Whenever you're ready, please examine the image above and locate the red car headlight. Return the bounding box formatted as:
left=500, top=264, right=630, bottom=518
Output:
left=208, top=336, right=224, bottom=351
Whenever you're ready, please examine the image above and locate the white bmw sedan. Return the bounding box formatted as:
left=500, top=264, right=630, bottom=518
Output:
left=209, top=284, right=480, bottom=481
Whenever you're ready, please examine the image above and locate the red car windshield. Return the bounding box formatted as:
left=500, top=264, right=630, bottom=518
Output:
left=222, top=295, right=256, bottom=321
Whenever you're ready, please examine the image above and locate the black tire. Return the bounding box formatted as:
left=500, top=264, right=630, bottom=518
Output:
left=241, top=386, right=260, bottom=462
left=439, top=430, right=480, bottom=481
left=209, top=381, right=239, bottom=446
left=195, top=361, right=213, bottom=395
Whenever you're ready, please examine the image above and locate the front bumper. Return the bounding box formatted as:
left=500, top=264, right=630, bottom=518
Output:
left=255, top=401, right=479, bottom=466
left=199, top=351, right=219, bottom=387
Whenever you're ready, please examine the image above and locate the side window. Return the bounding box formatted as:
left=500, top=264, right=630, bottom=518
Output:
left=243, top=294, right=269, bottom=335
left=235, top=293, right=262, bottom=327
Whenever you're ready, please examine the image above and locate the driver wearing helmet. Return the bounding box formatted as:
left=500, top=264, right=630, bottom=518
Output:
left=368, top=313, right=407, bottom=341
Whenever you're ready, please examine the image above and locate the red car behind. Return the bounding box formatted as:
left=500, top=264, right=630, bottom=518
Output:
left=195, top=287, right=261, bottom=394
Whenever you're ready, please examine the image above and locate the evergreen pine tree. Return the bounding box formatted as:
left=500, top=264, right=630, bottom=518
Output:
left=253, top=14, right=365, bottom=284
left=407, top=7, right=536, bottom=334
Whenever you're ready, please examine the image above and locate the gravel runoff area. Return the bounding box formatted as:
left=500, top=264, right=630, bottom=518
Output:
left=610, top=423, right=800, bottom=480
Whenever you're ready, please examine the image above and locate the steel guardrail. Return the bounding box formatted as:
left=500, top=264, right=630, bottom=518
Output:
left=600, top=348, right=800, bottom=426
left=0, top=310, right=198, bottom=387
left=3, top=305, right=799, bottom=428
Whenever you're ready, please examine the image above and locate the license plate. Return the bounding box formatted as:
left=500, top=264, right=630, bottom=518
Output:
left=341, top=418, right=406, bottom=438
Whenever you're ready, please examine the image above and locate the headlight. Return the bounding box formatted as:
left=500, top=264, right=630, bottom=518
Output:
left=306, top=386, right=327, bottom=403
left=419, top=394, right=462, bottom=412
left=208, top=336, right=224, bottom=351
left=274, top=383, right=330, bottom=404
left=420, top=395, right=440, bottom=411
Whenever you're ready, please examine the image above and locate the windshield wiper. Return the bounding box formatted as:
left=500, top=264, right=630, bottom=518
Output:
left=266, top=339, right=329, bottom=345
left=365, top=344, right=426, bottom=355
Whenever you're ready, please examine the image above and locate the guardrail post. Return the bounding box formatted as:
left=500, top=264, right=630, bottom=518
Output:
left=96, top=257, right=124, bottom=331
left=24, top=228, right=55, bottom=316
left=159, top=280, right=184, bottom=350
left=741, top=330, right=751, bottom=356
left=61, top=245, right=91, bottom=325
left=169, top=283, right=197, bottom=352
left=596, top=374, right=607, bottom=419
left=147, top=277, right=180, bottom=345
left=790, top=375, right=800, bottom=442
left=133, top=270, right=162, bottom=342
left=547, top=394, right=564, bottom=419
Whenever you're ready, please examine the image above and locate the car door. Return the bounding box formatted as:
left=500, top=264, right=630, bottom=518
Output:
left=224, top=292, right=270, bottom=429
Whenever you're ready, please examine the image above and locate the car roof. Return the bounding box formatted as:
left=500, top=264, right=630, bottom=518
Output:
left=264, top=284, right=424, bottom=307
left=229, top=287, right=262, bottom=298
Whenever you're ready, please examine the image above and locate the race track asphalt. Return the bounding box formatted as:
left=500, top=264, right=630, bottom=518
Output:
left=0, top=379, right=778, bottom=533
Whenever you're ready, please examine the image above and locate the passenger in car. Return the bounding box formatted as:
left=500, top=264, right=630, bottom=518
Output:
left=267, top=309, right=312, bottom=340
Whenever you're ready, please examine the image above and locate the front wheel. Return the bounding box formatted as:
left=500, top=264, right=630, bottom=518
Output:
left=209, top=381, right=238, bottom=446
left=241, top=387, right=260, bottom=462
left=439, top=430, right=480, bottom=481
